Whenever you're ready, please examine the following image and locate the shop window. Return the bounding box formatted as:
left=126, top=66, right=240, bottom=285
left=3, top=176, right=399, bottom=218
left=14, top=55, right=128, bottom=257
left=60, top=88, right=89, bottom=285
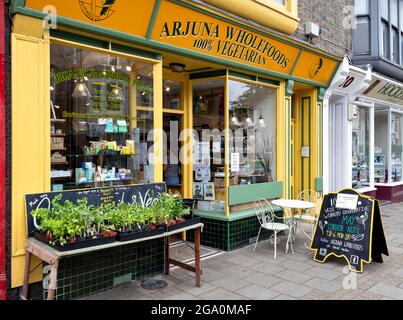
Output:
left=163, top=80, right=182, bottom=110
left=50, top=43, right=154, bottom=191
left=352, top=107, right=370, bottom=189
left=192, top=80, right=226, bottom=213
left=228, top=80, right=277, bottom=186
left=391, top=113, right=403, bottom=182
left=374, top=108, right=390, bottom=183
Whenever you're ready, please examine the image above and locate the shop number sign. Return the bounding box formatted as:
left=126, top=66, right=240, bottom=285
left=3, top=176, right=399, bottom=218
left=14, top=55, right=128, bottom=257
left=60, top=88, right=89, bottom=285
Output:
left=310, top=189, right=388, bottom=273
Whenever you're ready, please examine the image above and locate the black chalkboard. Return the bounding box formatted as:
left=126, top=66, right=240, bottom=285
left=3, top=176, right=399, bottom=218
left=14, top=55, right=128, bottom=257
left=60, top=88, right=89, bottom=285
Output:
left=310, top=189, right=388, bottom=273
left=25, top=183, right=166, bottom=236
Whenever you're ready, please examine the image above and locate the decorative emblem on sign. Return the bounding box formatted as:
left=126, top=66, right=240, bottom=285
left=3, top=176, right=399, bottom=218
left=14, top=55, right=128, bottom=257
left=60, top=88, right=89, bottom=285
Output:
left=309, top=57, right=323, bottom=79
left=79, top=0, right=116, bottom=22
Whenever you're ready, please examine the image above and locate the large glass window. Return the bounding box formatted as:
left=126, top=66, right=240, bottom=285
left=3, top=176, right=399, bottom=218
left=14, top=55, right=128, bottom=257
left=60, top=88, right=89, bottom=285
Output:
left=50, top=43, right=154, bottom=191
left=163, top=80, right=182, bottom=110
left=391, top=112, right=403, bottom=182
left=374, top=108, right=390, bottom=183
left=352, top=107, right=370, bottom=189
left=192, top=80, right=226, bottom=213
left=228, top=80, right=277, bottom=185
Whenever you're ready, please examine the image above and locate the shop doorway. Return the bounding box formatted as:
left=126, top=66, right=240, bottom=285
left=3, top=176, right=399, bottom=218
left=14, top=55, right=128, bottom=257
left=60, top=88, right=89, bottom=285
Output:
left=292, top=90, right=315, bottom=198
left=162, top=77, right=185, bottom=195
left=163, top=113, right=184, bottom=194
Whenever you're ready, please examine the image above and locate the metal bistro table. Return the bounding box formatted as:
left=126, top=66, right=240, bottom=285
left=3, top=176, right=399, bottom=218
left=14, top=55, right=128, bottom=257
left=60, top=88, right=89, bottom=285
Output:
left=22, top=223, right=204, bottom=300
left=271, top=199, right=316, bottom=253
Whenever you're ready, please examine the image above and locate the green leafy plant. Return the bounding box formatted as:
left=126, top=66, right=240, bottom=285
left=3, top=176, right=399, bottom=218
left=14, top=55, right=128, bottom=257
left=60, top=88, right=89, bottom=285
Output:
left=31, top=190, right=191, bottom=246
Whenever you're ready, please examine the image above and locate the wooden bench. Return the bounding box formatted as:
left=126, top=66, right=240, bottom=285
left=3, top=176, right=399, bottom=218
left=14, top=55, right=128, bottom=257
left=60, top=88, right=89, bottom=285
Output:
left=22, top=223, right=203, bottom=300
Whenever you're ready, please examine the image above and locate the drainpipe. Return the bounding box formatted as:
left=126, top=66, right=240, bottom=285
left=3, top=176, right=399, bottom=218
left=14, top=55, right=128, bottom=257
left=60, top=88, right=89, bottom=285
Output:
left=0, top=0, right=6, bottom=301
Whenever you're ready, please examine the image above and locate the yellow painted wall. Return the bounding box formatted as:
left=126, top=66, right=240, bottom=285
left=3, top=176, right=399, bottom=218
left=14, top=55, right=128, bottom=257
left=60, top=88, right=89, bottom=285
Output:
left=202, top=0, right=299, bottom=34
left=11, top=15, right=51, bottom=288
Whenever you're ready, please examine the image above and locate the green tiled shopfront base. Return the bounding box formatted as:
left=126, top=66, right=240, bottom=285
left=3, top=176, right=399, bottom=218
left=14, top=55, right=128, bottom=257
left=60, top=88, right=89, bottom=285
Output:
left=44, top=238, right=164, bottom=300
left=188, top=210, right=284, bottom=251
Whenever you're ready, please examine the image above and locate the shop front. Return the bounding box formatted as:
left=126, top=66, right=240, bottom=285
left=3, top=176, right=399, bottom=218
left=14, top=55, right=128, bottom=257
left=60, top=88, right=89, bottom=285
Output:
left=10, top=0, right=340, bottom=295
left=325, top=59, right=403, bottom=203
left=360, top=74, right=403, bottom=203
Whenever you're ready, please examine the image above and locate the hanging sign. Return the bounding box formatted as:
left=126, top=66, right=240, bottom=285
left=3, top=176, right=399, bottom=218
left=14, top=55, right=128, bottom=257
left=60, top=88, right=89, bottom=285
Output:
left=310, top=189, right=389, bottom=273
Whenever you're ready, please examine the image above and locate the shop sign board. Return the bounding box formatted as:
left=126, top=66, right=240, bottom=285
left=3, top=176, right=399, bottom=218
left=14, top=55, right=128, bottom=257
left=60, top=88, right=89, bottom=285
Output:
left=25, top=183, right=166, bottom=235
left=25, top=0, right=155, bottom=38
left=361, top=78, right=403, bottom=106
left=24, top=0, right=339, bottom=85
left=310, top=189, right=389, bottom=273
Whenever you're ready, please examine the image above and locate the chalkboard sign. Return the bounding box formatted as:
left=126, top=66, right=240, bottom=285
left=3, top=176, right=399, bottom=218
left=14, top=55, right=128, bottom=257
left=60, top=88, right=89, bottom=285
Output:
left=25, top=183, right=166, bottom=236
left=310, top=189, right=388, bottom=273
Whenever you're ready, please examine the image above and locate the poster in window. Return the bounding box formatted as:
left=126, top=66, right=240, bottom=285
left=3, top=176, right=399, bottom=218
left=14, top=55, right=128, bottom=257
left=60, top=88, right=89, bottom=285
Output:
left=204, top=182, right=215, bottom=201
left=193, top=182, right=204, bottom=200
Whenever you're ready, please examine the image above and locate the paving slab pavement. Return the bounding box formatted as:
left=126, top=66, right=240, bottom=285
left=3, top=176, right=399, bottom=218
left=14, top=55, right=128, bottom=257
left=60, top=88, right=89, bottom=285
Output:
left=82, top=202, right=403, bottom=300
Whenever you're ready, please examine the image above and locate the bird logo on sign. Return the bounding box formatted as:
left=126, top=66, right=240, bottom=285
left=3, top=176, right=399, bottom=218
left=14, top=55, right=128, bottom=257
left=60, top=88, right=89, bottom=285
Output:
left=79, top=0, right=116, bottom=22
left=309, top=57, right=324, bottom=79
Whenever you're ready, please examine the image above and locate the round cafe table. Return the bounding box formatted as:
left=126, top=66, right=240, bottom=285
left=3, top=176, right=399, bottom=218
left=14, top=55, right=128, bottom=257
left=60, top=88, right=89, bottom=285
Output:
left=271, top=199, right=317, bottom=253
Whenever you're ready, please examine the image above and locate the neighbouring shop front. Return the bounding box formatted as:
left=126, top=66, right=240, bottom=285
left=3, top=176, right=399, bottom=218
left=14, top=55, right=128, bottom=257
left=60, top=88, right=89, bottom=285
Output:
left=325, top=58, right=403, bottom=203
left=10, top=0, right=340, bottom=297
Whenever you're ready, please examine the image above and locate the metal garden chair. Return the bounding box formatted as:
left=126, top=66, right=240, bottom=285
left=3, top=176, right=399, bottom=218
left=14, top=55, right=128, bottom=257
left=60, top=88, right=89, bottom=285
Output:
left=253, top=198, right=294, bottom=259
left=294, top=190, right=321, bottom=248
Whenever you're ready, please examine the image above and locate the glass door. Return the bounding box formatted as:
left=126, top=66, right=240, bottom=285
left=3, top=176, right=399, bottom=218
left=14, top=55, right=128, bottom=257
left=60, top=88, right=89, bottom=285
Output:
left=163, top=77, right=185, bottom=194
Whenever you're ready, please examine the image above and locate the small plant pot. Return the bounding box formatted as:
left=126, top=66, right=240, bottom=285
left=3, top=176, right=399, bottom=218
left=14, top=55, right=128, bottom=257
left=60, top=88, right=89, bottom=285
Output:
left=101, top=230, right=117, bottom=238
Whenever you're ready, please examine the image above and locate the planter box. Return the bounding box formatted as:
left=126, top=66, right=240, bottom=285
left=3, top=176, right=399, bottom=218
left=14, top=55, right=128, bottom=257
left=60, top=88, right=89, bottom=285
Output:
left=165, top=216, right=202, bottom=232
left=116, top=227, right=164, bottom=242
left=33, top=231, right=116, bottom=252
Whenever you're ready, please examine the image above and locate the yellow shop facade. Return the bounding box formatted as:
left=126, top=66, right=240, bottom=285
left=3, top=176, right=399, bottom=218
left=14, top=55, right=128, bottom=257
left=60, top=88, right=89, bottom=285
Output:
left=10, top=0, right=340, bottom=289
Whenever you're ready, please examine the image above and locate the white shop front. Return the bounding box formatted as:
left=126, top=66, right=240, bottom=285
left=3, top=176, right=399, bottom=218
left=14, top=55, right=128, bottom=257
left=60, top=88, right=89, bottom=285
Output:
left=324, top=57, right=403, bottom=203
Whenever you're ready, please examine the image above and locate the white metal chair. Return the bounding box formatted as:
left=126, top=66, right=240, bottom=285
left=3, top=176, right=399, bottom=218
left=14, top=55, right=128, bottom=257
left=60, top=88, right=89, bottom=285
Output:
left=294, top=190, right=321, bottom=247
left=253, top=198, right=294, bottom=259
